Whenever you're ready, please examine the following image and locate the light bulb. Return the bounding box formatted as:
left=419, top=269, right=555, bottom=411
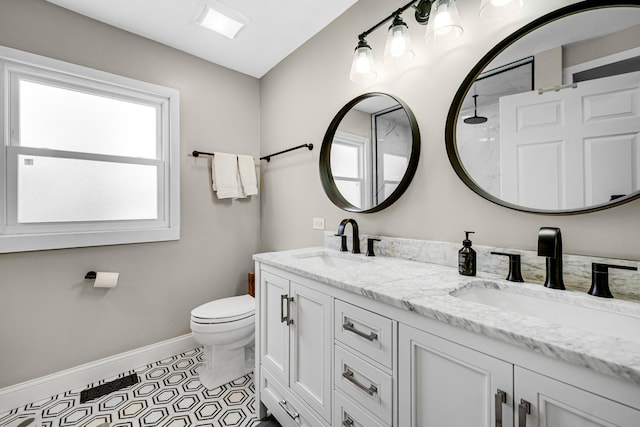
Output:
left=355, top=50, right=371, bottom=73
left=426, top=0, right=463, bottom=42
left=434, top=10, right=453, bottom=36
left=480, top=0, right=528, bottom=20
left=390, top=29, right=407, bottom=57
left=383, top=16, right=415, bottom=65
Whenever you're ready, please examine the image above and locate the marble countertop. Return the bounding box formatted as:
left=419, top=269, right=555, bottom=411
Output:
left=254, top=247, right=640, bottom=386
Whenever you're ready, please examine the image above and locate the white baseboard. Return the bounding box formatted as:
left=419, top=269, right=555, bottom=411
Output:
left=0, top=334, right=198, bottom=414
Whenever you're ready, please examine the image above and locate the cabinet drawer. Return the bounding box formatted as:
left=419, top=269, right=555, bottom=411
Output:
left=334, top=390, right=387, bottom=427
left=335, top=344, right=392, bottom=425
left=260, top=367, right=326, bottom=427
left=335, top=299, right=393, bottom=369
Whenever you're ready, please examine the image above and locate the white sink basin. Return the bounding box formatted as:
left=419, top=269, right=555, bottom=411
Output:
left=293, top=251, right=369, bottom=269
left=454, top=285, right=640, bottom=343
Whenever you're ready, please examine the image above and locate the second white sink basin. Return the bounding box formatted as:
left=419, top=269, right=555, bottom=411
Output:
left=454, top=284, right=640, bottom=343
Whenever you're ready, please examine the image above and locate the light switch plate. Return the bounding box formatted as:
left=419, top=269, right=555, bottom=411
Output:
left=312, top=217, right=325, bottom=230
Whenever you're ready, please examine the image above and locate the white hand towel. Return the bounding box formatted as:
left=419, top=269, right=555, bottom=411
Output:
left=238, top=155, right=258, bottom=196
left=212, top=152, right=245, bottom=199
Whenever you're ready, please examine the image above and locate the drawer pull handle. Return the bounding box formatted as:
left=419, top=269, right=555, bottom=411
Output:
left=343, top=320, right=378, bottom=341
left=343, top=414, right=355, bottom=427
left=518, top=399, right=531, bottom=427
left=279, top=399, right=300, bottom=421
left=280, top=294, right=293, bottom=325
left=342, top=368, right=378, bottom=396
left=495, top=389, right=507, bottom=427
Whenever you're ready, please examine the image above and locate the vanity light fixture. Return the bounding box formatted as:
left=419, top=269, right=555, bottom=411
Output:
left=196, top=0, right=249, bottom=39
left=425, top=0, right=464, bottom=43
left=383, top=14, right=415, bottom=65
left=349, top=0, right=463, bottom=83
left=479, top=0, right=529, bottom=20
left=349, top=37, right=378, bottom=83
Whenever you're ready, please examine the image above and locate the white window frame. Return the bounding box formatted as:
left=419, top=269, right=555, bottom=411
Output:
left=0, top=46, right=180, bottom=253
left=332, top=131, right=370, bottom=209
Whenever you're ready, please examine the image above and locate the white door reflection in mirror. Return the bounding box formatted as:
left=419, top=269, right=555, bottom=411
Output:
left=499, top=71, right=640, bottom=210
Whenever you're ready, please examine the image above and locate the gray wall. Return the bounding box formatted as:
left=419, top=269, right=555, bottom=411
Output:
left=259, top=0, right=640, bottom=260
left=0, top=0, right=260, bottom=387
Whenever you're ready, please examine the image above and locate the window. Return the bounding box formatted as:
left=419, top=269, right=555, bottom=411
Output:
left=0, top=47, right=180, bottom=253
left=331, top=131, right=370, bottom=209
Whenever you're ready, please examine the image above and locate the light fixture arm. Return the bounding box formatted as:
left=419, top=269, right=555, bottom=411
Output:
left=356, top=0, right=430, bottom=41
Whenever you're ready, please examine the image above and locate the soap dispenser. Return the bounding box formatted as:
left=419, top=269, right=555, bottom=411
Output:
left=458, top=231, right=476, bottom=276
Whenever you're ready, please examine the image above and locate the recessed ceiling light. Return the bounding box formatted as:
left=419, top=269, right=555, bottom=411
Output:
left=196, top=0, right=249, bottom=39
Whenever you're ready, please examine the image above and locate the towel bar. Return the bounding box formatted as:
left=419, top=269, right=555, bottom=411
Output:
left=192, top=143, right=313, bottom=162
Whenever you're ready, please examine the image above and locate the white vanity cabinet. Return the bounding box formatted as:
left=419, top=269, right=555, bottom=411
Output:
left=258, top=268, right=333, bottom=424
left=399, top=323, right=513, bottom=427
left=399, top=323, right=640, bottom=427
left=255, top=259, right=640, bottom=427
left=515, top=367, right=640, bottom=426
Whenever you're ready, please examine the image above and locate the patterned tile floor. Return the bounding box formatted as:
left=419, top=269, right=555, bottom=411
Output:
left=0, top=347, right=260, bottom=427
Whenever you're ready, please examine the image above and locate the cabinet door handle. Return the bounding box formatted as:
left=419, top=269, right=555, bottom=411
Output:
left=278, top=399, right=300, bottom=421
left=343, top=320, right=378, bottom=341
left=518, top=399, right=531, bottom=427
left=342, top=368, right=378, bottom=396
left=495, top=389, right=507, bottom=427
left=342, top=413, right=355, bottom=427
left=280, top=294, right=294, bottom=325
left=280, top=294, right=288, bottom=323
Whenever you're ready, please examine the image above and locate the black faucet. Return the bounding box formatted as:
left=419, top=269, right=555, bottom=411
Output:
left=490, top=252, right=524, bottom=282
left=537, top=227, right=565, bottom=289
left=336, top=218, right=360, bottom=254
left=589, top=262, right=638, bottom=298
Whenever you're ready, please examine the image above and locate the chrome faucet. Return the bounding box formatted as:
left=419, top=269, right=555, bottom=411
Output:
left=336, top=218, right=360, bottom=254
left=537, top=227, right=565, bottom=290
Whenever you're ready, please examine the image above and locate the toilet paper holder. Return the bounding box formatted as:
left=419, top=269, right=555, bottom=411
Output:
left=85, top=271, right=119, bottom=288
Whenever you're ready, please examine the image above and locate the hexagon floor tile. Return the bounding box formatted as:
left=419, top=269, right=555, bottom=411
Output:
left=0, top=347, right=262, bottom=427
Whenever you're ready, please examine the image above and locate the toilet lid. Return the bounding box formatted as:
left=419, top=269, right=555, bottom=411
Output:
left=191, top=294, right=255, bottom=323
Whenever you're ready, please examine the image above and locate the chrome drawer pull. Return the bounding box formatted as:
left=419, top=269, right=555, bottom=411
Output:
left=343, top=320, right=378, bottom=341
left=518, top=399, right=531, bottom=427
left=278, top=399, right=300, bottom=421
left=280, top=294, right=288, bottom=323
left=343, top=414, right=355, bottom=427
left=342, top=368, right=378, bottom=396
left=280, top=294, right=293, bottom=325
left=495, top=389, right=507, bottom=427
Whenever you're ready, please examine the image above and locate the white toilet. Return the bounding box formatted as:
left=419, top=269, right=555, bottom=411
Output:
left=190, top=294, right=256, bottom=389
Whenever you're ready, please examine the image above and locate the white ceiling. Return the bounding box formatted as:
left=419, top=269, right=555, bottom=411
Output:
left=45, top=0, right=358, bottom=78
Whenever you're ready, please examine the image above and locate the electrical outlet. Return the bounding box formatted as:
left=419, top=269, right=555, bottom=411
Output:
left=312, top=217, right=325, bottom=230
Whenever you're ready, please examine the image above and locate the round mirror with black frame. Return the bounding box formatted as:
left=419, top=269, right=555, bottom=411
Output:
left=446, top=0, right=640, bottom=215
left=320, top=93, right=420, bottom=213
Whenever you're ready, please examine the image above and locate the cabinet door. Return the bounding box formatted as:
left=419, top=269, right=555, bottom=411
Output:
left=260, top=271, right=290, bottom=385
left=289, top=281, right=333, bottom=422
left=399, top=324, right=514, bottom=427
left=515, top=367, right=640, bottom=427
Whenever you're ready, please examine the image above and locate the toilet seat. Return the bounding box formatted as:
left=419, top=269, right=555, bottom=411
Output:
left=191, top=294, right=255, bottom=324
